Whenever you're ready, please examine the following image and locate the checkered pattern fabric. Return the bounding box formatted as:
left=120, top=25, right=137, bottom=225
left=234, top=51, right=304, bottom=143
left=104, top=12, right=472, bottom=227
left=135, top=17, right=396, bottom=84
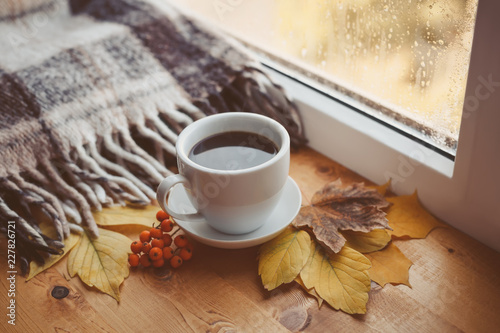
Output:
left=0, top=0, right=305, bottom=270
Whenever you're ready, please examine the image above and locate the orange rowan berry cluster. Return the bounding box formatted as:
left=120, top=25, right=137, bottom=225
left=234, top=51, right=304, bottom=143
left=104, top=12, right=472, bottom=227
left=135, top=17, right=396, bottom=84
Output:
left=128, top=210, right=193, bottom=269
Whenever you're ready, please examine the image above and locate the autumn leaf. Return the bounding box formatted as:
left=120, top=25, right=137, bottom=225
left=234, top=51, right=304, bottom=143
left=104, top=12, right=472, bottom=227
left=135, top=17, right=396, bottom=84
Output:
left=295, top=275, right=323, bottom=308
left=300, top=242, right=371, bottom=314
left=26, top=232, right=81, bottom=281
left=258, top=227, right=311, bottom=290
left=293, top=179, right=391, bottom=253
left=369, top=180, right=391, bottom=196
left=342, top=229, right=391, bottom=254
left=67, top=227, right=131, bottom=301
left=26, top=205, right=161, bottom=301
left=93, top=205, right=158, bottom=229
left=386, top=192, right=445, bottom=239
left=366, top=242, right=413, bottom=287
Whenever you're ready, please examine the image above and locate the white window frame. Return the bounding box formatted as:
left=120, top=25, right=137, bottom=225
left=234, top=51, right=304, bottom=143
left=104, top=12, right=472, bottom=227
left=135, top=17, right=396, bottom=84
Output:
left=164, top=0, right=500, bottom=252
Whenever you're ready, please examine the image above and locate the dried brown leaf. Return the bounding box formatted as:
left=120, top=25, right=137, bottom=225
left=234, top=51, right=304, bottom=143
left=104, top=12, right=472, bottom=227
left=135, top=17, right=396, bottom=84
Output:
left=293, top=179, right=391, bottom=253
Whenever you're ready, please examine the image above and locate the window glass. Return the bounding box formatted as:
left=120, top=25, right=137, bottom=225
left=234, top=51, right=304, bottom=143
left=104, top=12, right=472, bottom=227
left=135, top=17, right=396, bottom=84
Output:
left=171, top=0, right=479, bottom=152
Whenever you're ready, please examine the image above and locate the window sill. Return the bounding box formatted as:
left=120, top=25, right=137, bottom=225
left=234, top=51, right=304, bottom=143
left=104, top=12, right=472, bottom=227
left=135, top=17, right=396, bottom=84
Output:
left=265, top=62, right=455, bottom=180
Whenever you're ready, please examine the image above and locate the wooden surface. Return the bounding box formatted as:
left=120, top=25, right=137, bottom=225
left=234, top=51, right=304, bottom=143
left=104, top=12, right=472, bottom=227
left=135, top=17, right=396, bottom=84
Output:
left=1, top=147, right=500, bottom=332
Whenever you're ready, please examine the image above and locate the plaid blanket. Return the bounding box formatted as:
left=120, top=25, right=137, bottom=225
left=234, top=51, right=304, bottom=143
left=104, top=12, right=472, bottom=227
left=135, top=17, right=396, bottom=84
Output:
left=0, top=0, right=305, bottom=270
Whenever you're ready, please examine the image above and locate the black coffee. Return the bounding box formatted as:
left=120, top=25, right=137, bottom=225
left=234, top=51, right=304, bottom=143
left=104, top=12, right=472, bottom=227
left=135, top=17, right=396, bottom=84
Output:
left=189, top=131, right=278, bottom=170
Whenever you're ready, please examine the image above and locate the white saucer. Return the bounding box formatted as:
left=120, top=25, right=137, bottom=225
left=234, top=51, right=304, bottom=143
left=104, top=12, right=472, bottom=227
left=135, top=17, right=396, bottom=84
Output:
left=168, top=176, right=302, bottom=249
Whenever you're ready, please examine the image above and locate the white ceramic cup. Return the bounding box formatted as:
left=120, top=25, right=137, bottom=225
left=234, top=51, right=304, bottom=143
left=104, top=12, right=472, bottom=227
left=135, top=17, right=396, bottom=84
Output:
left=156, top=112, right=290, bottom=234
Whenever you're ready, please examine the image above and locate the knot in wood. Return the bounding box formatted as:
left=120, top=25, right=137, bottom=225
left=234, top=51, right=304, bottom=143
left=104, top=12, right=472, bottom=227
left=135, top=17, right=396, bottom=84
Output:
left=51, top=286, right=70, bottom=299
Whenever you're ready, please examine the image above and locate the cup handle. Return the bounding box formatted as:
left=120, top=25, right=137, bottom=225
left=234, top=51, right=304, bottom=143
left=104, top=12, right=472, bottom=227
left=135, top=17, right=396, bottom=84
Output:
left=156, top=174, right=204, bottom=222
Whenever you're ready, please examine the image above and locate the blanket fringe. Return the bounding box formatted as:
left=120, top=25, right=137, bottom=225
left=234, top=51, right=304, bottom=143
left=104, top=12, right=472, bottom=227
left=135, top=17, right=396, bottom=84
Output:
left=10, top=173, right=69, bottom=231
left=135, top=123, right=177, bottom=156
left=86, top=143, right=156, bottom=200
left=39, top=158, right=99, bottom=238
left=0, top=113, right=187, bottom=267
left=119, top=130, right=172, bottom=174
left=0, top=196, right=64, bottom=274
left=1, top=178, right=65, bottom=240
left=102, top=135, right=165, bottom=184
left=75, top=144, right=151, bottom=203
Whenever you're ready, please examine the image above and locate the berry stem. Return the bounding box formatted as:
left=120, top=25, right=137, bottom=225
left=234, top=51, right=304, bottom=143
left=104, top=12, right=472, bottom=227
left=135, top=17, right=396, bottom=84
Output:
left=170, top=226, right=182, bottom=238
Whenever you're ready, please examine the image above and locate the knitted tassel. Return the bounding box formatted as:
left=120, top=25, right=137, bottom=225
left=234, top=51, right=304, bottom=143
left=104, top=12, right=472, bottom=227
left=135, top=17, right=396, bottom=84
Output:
left=86, top=143, right=157, bottom=200
left=39, top=159, right=99, bottom=239
left=118, top=130, right=173, bottom=176
left=10, top=173, right=70, bottom=237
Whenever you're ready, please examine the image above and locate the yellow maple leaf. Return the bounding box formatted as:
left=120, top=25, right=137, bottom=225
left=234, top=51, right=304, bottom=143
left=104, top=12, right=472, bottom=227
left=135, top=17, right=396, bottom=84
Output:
left=366, top=242, right=413, bottom=287
left=258, top=227, right=311, bottom=290
left=67, top=227, right=131, bottom=301
left=93, top=205, right=158, bottom=229
left=300, top=243, right=371, bottom=314
left=386, top=192, right=446, bottom=239
left=295, top=275, right=323, bottom=308
left=26, top=232, right=81, bottom=281
left=368, top=180, right=391, bottom=196
left=342, top=229, right=391, bottom=254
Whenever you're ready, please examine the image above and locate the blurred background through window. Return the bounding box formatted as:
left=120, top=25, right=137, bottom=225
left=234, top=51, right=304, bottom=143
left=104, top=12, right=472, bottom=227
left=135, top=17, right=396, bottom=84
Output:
left=172, top=0, right=479, bottom=154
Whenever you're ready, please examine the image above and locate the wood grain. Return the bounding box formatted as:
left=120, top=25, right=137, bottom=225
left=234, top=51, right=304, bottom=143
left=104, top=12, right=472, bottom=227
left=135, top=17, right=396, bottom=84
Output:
left=1, top=147, right=499, bottom=332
